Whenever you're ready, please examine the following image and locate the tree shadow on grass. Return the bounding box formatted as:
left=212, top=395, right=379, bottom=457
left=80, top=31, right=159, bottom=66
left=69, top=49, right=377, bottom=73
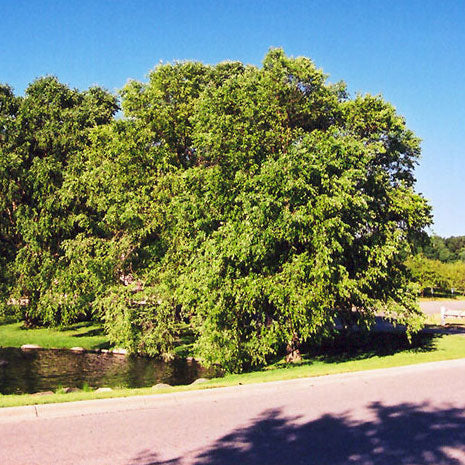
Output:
left=73, top=327, right=106, bottom=338
left=128, top=401, right=465, bottom=465
left=0, top=317, right=18, bottom=326
left=91, top=340, right=111, bottom=350
left=264, top=330, right=440, bottom=370
left=424, top=324, right=465, bottom=335
left=311, top=330, right=439, bottom=364
left=62, top=322, right=110, bottom=349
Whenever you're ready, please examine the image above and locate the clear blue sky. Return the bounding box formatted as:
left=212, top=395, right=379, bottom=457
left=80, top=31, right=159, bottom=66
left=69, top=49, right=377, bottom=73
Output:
left=2, top=0, right=464, bottom=237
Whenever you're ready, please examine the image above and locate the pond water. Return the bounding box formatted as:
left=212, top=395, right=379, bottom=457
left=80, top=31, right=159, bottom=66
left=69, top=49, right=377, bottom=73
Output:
left=0, top=348, right=220, bottom=395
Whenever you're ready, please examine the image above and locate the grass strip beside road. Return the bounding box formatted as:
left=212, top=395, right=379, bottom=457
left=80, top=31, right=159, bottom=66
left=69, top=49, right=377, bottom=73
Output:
left=1, top=332, right=465, bottom=408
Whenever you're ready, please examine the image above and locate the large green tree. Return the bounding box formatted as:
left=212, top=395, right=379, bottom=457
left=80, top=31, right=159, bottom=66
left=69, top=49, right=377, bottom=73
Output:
left=1, top=51, right=432, bottom=371
left=0, top=84, right=21, bottom=301
left=0, top=77, right=118, bottom=324
left=73, top=50, right=430, bottom=370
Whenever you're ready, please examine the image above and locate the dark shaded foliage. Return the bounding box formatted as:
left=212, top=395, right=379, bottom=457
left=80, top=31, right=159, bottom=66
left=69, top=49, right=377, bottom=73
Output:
left=422, top=235, right=465, bottom=263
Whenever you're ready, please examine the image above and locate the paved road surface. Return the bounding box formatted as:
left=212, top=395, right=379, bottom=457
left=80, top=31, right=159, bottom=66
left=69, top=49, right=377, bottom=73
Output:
left=420, top=300, right=465, bottom=315
left=1, top=359, right=465, bottom=465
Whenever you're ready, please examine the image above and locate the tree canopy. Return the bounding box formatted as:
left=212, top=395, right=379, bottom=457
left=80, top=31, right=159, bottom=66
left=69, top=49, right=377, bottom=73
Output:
left=0, top=50, right=432, bottom=371
left=0, top=77, right=118, bottom=325
left=420, top=235, right=465, bottom=263
left=406, top=235, right=465, bottom=295
left=406, top=254, right=465, bottom=295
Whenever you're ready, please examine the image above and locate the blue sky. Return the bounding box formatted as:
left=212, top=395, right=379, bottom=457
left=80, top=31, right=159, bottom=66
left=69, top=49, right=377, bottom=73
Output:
left=1, top=0, right=464, bottom=236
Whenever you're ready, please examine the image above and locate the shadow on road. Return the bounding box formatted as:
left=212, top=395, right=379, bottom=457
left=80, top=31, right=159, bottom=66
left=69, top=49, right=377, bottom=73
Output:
left=128, top=401, right=465, bottom=465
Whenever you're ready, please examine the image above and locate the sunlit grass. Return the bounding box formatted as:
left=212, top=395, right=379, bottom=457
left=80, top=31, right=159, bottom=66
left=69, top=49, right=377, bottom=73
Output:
left=0, top=321, right=110, bottom=350
left=419, top=295, right=465, bottom=302
left=424, top=313, right=465, bottom=326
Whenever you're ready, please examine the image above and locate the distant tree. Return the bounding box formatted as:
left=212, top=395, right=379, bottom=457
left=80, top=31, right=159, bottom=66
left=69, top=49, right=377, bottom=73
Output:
left=406, top=254, right=465, bottom=295
left=406, top=255, right=449, bottom=295
left=445, top=236, right=465, bottom=261
left=422, top=235, right=465, bottom=263
left=446, top=261, right=465, bottom=293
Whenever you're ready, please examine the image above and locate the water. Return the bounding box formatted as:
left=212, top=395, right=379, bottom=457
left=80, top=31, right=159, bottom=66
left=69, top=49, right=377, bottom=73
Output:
left=0, top=348, right=220, bottom=395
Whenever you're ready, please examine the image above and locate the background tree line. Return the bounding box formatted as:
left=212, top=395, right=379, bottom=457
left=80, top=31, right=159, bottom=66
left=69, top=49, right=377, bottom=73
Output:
left=406, top=235, right=465, bottom=296
left=422, top=235, right=465, bottom=263
left=1, top=50, right=432, bottom=371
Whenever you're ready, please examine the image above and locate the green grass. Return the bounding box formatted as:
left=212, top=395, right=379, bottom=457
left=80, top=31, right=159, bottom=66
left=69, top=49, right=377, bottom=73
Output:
left=0, top=320, right=110, bottom=350
left=419, top=295, right=465, bottom=302
left=1, top=331, right=465, bottom=409
left=425, top=313, right=465, bottom=326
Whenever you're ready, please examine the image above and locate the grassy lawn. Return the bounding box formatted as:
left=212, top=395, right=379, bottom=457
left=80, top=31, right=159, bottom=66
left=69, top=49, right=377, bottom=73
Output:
left=1, top=330, right=465, bottom=408
left=419, top=295, right=465, bottom=302
left=0, top=320, right=110, bottom=350
left=424, top=313, right=465, bottom=328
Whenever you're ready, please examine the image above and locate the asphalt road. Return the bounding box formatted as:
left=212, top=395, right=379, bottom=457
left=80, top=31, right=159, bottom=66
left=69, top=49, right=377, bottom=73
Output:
left=1, top=359, right=465, bottom=465
left=419, top=300, right=465, bottom=315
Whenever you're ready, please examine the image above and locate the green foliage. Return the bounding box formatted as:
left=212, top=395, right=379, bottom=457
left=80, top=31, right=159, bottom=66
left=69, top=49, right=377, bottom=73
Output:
left=0, top=77, right=118, bottom=323
left=406, top=254, right=465, bottom=294
left=408, top=234, right=465, bottom=296
left=421, top=235, right=465, bottom=263
left=1, top=50, right=432, bottom=371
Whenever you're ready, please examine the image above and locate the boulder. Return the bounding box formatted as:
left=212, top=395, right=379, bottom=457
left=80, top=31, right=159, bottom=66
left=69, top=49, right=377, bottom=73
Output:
left=191, top=378, right=209, bottom=385
left=31, top=391, right=54, bottom=396
left=95, top=387, right=113, bottom=393
left=152, top=383, right=171, bottom=389
left=111, top=348, right=128, bottom=355
left=70, top=347, right=85, bottom=352
left=62, top=387, right=81, bottom=393
left=21, top=344, right=41, bottom=350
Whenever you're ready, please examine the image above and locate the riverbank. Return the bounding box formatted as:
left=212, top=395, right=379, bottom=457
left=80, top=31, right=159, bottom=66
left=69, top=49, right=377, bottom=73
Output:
left=2, top=330, right=465, bottom=408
